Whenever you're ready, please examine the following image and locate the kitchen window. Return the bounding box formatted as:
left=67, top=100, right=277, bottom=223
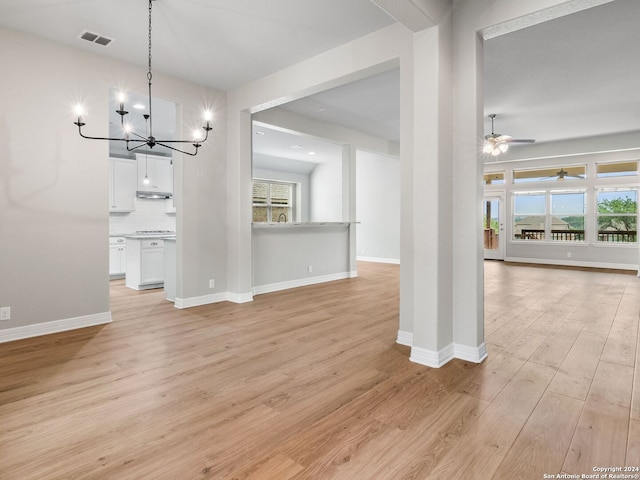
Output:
left=252, top=180, right=294, bottom=223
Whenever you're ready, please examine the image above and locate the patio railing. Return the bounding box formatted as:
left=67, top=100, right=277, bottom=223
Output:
left=517, top=229, right=637, bottom=242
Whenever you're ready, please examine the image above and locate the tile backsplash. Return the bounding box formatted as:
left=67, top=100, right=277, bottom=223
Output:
left=109, top=198, right=176, bottom=235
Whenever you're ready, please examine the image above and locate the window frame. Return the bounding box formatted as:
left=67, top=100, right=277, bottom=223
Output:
left=252, top=179, right=295, bottom=223
left=512, top=189, right=586, bottom=243
left=595, top=187, right=638, bottom=244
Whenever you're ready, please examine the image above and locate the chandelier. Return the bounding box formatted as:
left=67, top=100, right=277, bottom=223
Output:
left=73, top=0, right=212, bottom=156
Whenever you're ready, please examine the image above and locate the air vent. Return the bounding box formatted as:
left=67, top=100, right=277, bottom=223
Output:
left=78, top=30, right=113, bottom=47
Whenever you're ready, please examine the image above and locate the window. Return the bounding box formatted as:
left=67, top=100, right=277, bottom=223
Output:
left=513, top=165, right=586, bottom=183
left=252, top=180, right=293, bottom=223
left=550, top=192, right=585, bottom=241
left=596, top=188, right=637, bottom=243
left=596, top=161, right=638, bottom=178
left=513, top=190, right=585, bottom=242
left=484, top=172, right=505, bottom=185
left=513, top=192, right=546, bottom=240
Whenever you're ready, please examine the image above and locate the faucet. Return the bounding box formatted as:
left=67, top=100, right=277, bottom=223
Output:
left=277, top=213, right=287, bottom=223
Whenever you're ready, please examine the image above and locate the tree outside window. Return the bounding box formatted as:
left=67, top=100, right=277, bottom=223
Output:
left=597, top=190, right=637, bottom=243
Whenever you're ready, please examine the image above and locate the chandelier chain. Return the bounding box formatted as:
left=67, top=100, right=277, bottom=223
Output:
left=147, top=0, right=153, bottom=82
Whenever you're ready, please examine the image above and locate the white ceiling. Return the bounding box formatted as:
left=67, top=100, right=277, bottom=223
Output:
left=1, top=0, right=637, bottom=161
left=483, top=0, right=640, bottom=145
left=0, top=0, right=394, bottom=91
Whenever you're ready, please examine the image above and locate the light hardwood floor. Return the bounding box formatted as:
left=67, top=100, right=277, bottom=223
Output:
left=1, top=261, right=639, bottom=479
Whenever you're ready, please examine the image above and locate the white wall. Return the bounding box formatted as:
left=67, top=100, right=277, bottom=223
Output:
left=310, top=160, right=343, bottom=221
left=0, top=26, right=225, bottom=338
left=356, top=150, right=400, bottom=262
left=252, top=225, right=352, bottom=293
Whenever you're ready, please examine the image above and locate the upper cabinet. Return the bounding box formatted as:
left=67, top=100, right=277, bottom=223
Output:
left=109, top=157, right=136, bottom=212
left=136, top=153, right=173, bottom=193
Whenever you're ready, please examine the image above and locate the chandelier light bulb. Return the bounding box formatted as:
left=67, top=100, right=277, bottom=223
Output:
left=143, top=175, right=150, bottom=185
left=491, top=147, right=501, bottom=156
left=499, top=143, right=509, bottom=153
left=483, top=142, right=493, bottom=154
left=203, top=110, right=213, bottom=122
left=192, top=129, right=204, bottom=142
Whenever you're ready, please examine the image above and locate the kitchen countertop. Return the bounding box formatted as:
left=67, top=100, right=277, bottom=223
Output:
left=252, top=222, right=356, bottom=229
left=123, top=234, right=176, bottom=240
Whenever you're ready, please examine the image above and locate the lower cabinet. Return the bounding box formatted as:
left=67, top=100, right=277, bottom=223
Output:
left=125, top=238, right=165, bottom=290
left=109, top=237, right=127, bottom=278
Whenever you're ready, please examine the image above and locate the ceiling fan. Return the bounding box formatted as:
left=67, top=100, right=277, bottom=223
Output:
left=483, top=114, right=535, bottom=156
left=548, top=168, right=585, bottom=181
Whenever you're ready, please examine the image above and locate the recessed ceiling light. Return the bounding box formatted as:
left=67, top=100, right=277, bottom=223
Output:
left=290, top=144, right=303, bottom=149
left=308, top=151, right=316, bottom=155
left=255, top=131, right=265, bottom=136
left=133, top=103, right=145, bottom=110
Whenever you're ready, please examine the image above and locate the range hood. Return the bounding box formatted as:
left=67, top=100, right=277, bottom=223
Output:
left=136, top=190, right=172, bottom=199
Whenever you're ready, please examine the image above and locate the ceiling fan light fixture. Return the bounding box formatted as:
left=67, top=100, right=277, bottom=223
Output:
left=482, top=114, right=535, bottom=156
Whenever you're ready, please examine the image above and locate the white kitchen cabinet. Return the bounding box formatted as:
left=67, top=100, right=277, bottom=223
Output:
left=109, top=158, right=136, bottom=212
left=136, top=153, right=173, bottom=193
left=109, top=236, right=127, bottom=278
left=125, top=237, right=165, bottom=290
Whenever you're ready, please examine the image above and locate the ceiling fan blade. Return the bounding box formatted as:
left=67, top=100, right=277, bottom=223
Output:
left=505, top=138, right=536, bottom=144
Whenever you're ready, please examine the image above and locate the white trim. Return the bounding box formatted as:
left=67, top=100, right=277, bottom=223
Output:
left=253, top=271, right=356, bottom=296
left=454, top=342, right=488, bottom=363
left=0, top=312, right=112, bottom=344
left=410, top=344, right=454, bottom=368
left=396, top=330, right=413, bottom=346
left=357, top=256, right=400, bottom=264
left=505, top=256, right=637, bottom=271
left=226, top=292, right=254, bottom=304
left=408, top=342, right=488, bottom=368
left=174, top=291, right=254, bottom=309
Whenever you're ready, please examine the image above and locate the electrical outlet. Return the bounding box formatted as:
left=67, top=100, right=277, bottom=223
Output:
left=307, top=265, right=313, bottom=273
left=567, top=252, right=572, bottom=258
left=0, top=307, right=10, bottom=321
left=209, top=279, right=215, bottom=288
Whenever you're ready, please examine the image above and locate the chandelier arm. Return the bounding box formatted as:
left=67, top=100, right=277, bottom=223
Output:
left=128, top=131, right=149, bottom=142
left=125, top=142, right=153, bottom=152
left=75, top=124, right=147, bottom=143
left=155, top=141, right=199, bottom=156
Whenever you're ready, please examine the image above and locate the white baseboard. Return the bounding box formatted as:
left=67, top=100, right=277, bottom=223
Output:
left=357, top=256, right=400, bottom=265
left=175, top=291, right=254, bottom=309
left=253, top=271, right=356, bottom=296
left=409, top=342, right=488, bottom=368
left=454, top=342, right=488, bottom=363
left=505, top=256, right=637, bottom=271
left=410, top=344, right=455, bottom=368
left=0, top=311, right=112, bottom=344
left=396, top=330, right=413, bottom=346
